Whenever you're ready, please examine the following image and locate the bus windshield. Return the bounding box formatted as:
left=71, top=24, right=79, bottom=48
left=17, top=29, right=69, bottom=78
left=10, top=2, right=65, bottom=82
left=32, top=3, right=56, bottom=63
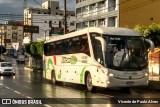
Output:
left=103, top=35, right=148, bottom=71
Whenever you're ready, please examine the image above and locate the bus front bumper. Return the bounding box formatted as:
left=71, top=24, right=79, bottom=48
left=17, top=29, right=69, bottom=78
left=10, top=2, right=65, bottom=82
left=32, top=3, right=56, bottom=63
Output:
left=105, top=76, right=149, bottom=87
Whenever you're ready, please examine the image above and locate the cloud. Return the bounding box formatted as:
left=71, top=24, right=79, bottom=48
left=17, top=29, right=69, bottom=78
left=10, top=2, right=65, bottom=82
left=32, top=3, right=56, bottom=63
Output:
left=0, top=0, right=75, bottom=23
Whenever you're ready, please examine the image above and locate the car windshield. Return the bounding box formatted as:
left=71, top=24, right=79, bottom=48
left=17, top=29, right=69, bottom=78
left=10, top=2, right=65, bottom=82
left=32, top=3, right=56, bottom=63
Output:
left=103, top=35, right=148, bottom=71
left=1, top=63, right=12, bottom=67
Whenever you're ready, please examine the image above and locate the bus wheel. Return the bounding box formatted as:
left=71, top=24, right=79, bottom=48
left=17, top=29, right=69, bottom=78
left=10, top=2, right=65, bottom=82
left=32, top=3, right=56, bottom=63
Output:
left=86, top=73, right=96, bottom=92
left=51, top=71, right=56, bottom=85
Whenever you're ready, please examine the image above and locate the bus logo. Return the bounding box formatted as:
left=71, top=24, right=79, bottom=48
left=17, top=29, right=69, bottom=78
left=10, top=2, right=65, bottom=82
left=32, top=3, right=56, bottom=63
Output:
left=61, top=56, right=77, bottom=64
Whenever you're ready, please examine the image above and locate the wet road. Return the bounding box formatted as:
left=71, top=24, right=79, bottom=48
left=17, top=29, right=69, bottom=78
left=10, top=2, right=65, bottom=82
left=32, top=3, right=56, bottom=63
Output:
left=0, top=57, right=160, bottom=107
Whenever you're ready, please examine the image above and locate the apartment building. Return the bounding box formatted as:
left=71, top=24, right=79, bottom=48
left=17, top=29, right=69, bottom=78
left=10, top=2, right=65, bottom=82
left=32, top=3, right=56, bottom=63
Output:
left=24, top=0, right=76, bottom=41
left=76, top=0, right=119, bottom=30
left=76, top=0, right=160, bottom=29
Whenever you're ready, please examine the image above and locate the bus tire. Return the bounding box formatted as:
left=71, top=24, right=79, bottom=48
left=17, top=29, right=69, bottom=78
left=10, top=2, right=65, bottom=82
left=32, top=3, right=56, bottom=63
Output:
left=86, top=73, right=96, bottom=92
left=51, top=71, right=56, bottom=85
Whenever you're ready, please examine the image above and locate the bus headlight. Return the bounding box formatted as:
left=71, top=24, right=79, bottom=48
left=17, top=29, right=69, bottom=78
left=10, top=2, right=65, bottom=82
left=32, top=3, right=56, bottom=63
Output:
left=109, top=73, right=114, bottom=77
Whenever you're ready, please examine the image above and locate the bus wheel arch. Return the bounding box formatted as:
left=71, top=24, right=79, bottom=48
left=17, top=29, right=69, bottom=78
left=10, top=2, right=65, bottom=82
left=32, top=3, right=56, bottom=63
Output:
left=51, top=70, right=56, bottom=84
left=85, top=71, right=96, bottom=92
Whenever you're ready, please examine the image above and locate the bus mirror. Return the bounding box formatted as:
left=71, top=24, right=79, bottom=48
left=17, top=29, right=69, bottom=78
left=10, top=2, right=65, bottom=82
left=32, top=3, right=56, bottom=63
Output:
left=145, top=39, right=155, bottom=52
left=95, top=37, right=106, bottom=52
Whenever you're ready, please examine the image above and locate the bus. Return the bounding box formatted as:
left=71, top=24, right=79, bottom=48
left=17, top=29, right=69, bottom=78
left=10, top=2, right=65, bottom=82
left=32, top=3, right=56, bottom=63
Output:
left=43, top=27, right=154, bottom=91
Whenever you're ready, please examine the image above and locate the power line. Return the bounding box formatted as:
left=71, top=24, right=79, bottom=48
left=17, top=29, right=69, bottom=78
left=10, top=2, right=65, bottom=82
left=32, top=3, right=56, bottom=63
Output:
left=32, top=0, right=45, bottom=9
left=31, top=0, right=61, bottom=21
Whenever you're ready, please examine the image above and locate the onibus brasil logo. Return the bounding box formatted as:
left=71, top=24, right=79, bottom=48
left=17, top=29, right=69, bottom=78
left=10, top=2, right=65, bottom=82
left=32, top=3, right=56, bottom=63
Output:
left=61, top=55, right=77, bottom=64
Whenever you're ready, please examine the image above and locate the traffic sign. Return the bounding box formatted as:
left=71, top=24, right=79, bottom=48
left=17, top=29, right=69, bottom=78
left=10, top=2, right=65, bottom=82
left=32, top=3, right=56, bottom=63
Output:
left=23, top=25, right=39, bottom=33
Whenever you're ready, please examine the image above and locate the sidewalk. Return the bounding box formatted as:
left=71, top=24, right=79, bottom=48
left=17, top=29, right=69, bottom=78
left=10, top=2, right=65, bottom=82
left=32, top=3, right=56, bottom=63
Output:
left=149, top=75, right=160, bottom=81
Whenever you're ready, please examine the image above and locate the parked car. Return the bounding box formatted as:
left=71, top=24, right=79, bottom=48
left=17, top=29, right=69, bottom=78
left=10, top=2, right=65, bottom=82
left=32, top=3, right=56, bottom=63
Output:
left=0, top=61, right=15, bottom=76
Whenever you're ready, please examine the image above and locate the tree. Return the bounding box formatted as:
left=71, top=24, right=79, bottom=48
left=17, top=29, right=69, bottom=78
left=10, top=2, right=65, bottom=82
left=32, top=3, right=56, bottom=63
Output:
left=25, top=41, right=44, bottom=58
left=135, top=23, right=160, bottom=47
left=24, top=41, right=44, bottom=69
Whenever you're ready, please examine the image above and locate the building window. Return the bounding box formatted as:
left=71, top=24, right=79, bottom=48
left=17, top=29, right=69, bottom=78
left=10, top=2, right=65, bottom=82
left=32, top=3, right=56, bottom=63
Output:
left=108, top=0, right=116, bottom=11
left=70, top=22, right=75, bottom=26
left=76, top=23, right=81, bottom=29
left=89, top=4, right=96, bottom=11
left=98, top=19, right=105, bottom=26
left=108, top=17, right=116, bottom=27
left=76, top=8, right=81, bottom=14
left=82, top=22, right=88, bottom=28
left=89, top=21, right=96, bottom=27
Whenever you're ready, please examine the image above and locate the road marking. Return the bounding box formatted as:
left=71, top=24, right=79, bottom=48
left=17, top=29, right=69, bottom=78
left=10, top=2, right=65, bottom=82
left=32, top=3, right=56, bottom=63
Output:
left=13, top=90, right=21, bottom=95
left=44, top=104, right=52, bottom=107
left=26, top=96, right=32, bottom=99
left=4, top=86, right=11, bottom=90
left=1, top=83, right=33, bottom=99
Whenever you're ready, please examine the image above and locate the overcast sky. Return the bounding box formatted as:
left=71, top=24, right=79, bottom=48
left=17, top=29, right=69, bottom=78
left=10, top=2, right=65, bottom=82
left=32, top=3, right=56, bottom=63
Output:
left=0, top=0, right=75, bottom=23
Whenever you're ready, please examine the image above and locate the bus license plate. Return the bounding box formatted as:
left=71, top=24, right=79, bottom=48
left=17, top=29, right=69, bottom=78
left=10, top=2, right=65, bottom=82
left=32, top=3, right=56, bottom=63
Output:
left=126, top=81, right=134, bottom=85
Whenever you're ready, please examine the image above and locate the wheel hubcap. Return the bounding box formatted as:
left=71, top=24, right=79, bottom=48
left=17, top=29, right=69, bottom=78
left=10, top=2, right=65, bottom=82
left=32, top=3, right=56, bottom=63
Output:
left=87, top=75, right=92, bottom=88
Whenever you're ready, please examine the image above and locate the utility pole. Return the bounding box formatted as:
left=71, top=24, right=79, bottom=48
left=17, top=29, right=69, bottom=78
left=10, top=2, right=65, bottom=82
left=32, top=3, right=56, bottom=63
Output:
left=64, top=0, right=67, bottom=34
left=0, top=29, right=2, bottom=61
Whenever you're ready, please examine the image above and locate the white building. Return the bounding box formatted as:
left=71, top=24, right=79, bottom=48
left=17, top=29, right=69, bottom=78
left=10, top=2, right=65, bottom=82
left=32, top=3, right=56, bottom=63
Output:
left=76, top=0, right=119, bottom=30
left=24, top=0, right=76, bottom=41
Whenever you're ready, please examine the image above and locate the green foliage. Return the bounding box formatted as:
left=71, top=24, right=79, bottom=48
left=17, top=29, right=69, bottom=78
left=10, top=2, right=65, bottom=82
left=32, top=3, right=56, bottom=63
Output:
left=30, top=42, right=38, bottom=57
left=24, top=41, right=44, bottom=58
left=36, top=41, right=44, bottom=56
left=135, top=23, right=160, bottom=47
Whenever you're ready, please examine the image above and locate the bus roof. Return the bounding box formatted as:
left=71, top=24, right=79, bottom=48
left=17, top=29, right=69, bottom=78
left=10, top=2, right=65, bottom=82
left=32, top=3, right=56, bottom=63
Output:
left=45, top=27, right=142, bottom=43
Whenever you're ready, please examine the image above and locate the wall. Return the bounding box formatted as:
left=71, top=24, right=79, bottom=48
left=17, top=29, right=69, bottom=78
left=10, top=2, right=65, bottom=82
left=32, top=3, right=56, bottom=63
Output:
left=119, top=0, right=160, bottom=28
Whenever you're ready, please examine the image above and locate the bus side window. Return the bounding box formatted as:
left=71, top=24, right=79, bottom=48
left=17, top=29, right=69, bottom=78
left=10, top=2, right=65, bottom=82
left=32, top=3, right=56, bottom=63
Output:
left=44, top=43, right=50, bottom=56
left=69, top=37, right=80, bottom=54
left=50, top=42, right=55, bottom=55
left=80, top=39, right=90, bottom=55
left=56, top=45, right=62, bottom=55
left=71, top=41, right=76, bottom=54
left=68, top=40, right=74, bottom=54
left=61, top=41, right=69, bottom=54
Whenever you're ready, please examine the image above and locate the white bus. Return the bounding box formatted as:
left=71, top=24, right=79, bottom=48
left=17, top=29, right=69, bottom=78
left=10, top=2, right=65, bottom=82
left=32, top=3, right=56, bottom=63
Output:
left=43, top=27, right=154, bottom=91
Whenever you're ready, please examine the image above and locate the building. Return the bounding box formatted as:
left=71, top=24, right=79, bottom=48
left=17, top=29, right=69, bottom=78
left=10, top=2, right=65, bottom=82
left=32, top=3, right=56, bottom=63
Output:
left=0, top=25, right=23, bottom=50
left=24, top=0, right=76, bottom=41
left=76, top=0, right=119, bottom=30
left=76, top=0, right=160, bottom=30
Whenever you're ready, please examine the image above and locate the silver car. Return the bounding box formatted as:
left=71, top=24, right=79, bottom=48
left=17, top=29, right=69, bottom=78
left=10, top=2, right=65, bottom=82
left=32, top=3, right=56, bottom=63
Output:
left=0, top=62, right=15, bottom=76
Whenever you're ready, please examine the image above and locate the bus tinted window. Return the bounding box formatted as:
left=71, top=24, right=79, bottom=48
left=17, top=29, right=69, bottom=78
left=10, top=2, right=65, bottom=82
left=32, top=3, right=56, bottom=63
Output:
left=44, top=43, right=51, bottom=56
left=44, top=34, right=90, bottom=56
left=79, top=37, right=90, bottom=55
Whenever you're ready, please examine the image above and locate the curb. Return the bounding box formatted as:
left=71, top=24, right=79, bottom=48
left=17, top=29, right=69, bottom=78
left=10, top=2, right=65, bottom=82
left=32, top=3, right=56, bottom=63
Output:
left=24, top=67, right=42, bottom=72
left=24, top=67, right=33, bottom=71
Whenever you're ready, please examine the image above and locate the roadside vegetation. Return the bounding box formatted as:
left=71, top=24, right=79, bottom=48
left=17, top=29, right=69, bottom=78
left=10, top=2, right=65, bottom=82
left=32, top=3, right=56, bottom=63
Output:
left=135, top=23, right=160, bottom=89
left=24, top=41, right=44, bottom=70
left=135, top=23, right=160, bottom=47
